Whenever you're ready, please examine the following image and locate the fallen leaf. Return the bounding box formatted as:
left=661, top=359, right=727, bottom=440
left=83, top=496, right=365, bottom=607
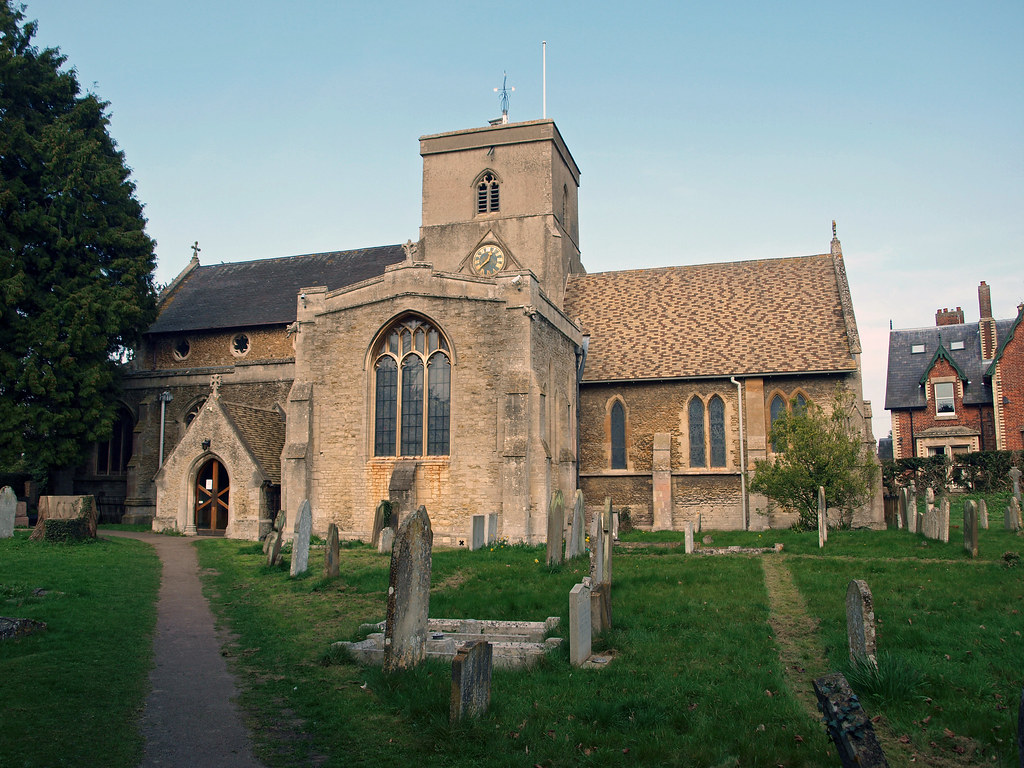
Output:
left=943, top=728, right=955, bottom=738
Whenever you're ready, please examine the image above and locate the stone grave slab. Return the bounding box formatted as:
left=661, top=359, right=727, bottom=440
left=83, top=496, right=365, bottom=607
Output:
left=0, top=486, right=15, bottom=539
left=566, top=490, right=585, bottom=559
left=450, top=640, right=492, bottom=722
left=471, top=514, right=485, bottom=551
left=325, top=523, right=340, bottom=577
left=846, top=579, right=877, bottom=668
left=30, top=495, right=97, bottom=541
left=546, top=490, right=564, bottom=566
left=379, top=527, right=395, bottom=554
left=962, top=500, right=978, bottom=558
left=569, top=581, right=591, bottom=666
left=814, top=672, right=889, bottom=767
left=290, top=499, right=313, bottom=576
left=384, top=505, right=432, bottom=672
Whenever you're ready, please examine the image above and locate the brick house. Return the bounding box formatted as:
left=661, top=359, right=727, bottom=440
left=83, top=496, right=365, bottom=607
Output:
left=73, top=117, right=882, bottom=540
left=884, top=281, right=1024, bottom=459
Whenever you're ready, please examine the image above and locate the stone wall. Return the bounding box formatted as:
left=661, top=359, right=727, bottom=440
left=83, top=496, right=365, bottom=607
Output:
left=145, top=327, right=294, bottom=370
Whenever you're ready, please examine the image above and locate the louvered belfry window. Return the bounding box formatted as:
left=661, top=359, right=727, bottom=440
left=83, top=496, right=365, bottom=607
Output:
left=373, top=316, right=451, bottom=457
left=477, top=173, right=499, bottom=213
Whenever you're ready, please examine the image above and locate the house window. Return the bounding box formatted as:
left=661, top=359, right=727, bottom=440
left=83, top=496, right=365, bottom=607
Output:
left=476, top=172, right=499, bottom=214
left=934, top=381, right=955, bottom=416
left=709, top=395, right=726, bottom=467
left=688, top=397, right=705, bottom=467
left=373, top=316, right=450, bottom=456
left=610, top=400, right=627, bottom=469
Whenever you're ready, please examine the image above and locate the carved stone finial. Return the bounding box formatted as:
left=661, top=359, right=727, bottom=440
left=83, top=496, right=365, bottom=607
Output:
left=402, top=239, right=418, bottom=262
left=832, top=220, right=837, bottom=238
left=209, top=374, right=221, bottom=400
left=191, top=241, right=201, bottom=261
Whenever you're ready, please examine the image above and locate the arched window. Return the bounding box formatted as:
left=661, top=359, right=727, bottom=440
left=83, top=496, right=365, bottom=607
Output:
left=95, top=408, right=134, bottom=475
left=794, top=393, right=807, bottom=413
left=610, top=400, right=626, bottom=469
left=373, top=316, right=450, bottom=456
left=476, top=172, right=499, bottom=214
left=688, top=397, right=705, bottom=467
left=709, top=395, right=726, bottom=467
left=184, top=398, right=207, bottom=428
left=769, top=394, right=787, bottom=452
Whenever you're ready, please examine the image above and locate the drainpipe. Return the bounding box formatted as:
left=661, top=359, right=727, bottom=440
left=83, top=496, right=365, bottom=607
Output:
left=158, top=390, right=173, bottom=467
left=575, top=335, right=590, bottom=493
left=730, top=377, right=747, bottom=530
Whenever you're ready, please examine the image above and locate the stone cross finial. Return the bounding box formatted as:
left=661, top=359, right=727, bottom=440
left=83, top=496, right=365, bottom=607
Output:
left=402, top=239, right=418, bottom=262
left=209, top=374, right=221, bottom=400
left=191, top=241, right=201, bottom=260
left=832, top=220, right=837, bottom=238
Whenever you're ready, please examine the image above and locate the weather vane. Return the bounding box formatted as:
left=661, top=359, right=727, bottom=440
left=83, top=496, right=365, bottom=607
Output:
left=493, top=71, right=515, bottom=124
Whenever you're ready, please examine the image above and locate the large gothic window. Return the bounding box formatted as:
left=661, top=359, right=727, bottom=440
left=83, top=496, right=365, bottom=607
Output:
left=373, top=316, right=451, bottom=457
left=610, top=399, right=627, bottom=469
left=688, top=397, right=705, bottom=468
left=709, top=395, right=726, bottom=467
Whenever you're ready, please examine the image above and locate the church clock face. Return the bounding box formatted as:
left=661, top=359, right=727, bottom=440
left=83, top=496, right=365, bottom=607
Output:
left=472, top=244, right=505, bottom=276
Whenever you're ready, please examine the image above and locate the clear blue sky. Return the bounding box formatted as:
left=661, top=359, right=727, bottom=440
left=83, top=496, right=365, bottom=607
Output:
left=23, top=0, right=1024, bottom=441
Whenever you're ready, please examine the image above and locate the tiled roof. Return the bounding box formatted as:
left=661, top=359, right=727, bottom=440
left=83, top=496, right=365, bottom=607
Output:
left=221, top=401, right=285, bottom=484
left=563, top=254, right=858, bottom=381
left=884, top=319, right=1015, bottom=410
left=149, top=245, right=407, bottom=334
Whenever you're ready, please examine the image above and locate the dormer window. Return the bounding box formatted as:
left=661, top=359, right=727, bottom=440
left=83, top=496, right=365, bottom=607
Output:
left=911, top=344, right=925, bottom=354
left=476, top=172, right=499, bottom=214
left=950, top=340, right=964, bottom=350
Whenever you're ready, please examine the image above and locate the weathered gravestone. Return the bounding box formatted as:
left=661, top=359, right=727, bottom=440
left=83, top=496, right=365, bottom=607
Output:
left=379, top=526, right=395, bottom=554
left=290, top=499, right=313, bottom=577
left=846, top=579, right=877, bottom=668
left=325, top=523, right=340, bottom=577
left=264, top=510, right=286, bottom=554
left=978, top=498, right=989, bottom=529
left=14, top=501, right=28, bottom=528
left=29, top=496, right=97, bottom=541
left=487, top=513, right=497, bottom=545
left=566, top=490, right=585, bottom=559
left=908, top=484, right=919, bottom=534
left=266, top=529, right=284, bottom=566
left=1006, top=497, right=1022, bottom=532
left=684, top=521, right=694, bottom=554
left=590, top=499, right=613, bottom=633
left=470, top=515, right=486, bottom=551
left=569, top=581, right=592, bottom=667
left=938, top=496, right=950, bottom=543
left=818, top=486, right=827, bottom=548
left=1009, top=466, right=1022, bottom=503
left=450, top=640, right=492, bottom=722
left=546, top=490, right=565, bottom=566
left=0, top=486, right=16, bottom=539
left=896, top=487, right=907, bottom=530
left=925, top=487, right=935, bottom=515
left=371, top=500, right=393, bottom=548
left=962, top=500, right=979, bottom=558
left=383, top=505, right=433, bottom=673
left=814, top=672, right=889, bottom=768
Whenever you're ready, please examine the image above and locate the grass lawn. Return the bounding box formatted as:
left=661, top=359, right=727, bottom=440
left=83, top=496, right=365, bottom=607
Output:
left=194, top=498, right=1024, bottom=768
left=0, top=529, right=161, bottom=768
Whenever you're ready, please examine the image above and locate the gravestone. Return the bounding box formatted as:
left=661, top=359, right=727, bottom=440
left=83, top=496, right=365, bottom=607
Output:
left=592, top=505, right=606, bottom=584
left=978, top=498, right=989, bottom=529
left=817, top=486, right=827, bottom=548
left=264, top=510, right=286, bottom=554
left=938, top=496, right=950, bottom=543
left=569, top=581, right=592, bottom=666
left=30, top=495, right=97, bottom=541
left=0, top=486, right=15, bottom=539
left=487, top=513, right=497, bottom=544
left=1010, top=466, right=1022, bottom=503
left=371, top=500, right=392, bottom=547
left=925, top=486, right=935, bottom=514
left=684, top=521, right=694, bottom=554
left=379, top=526, right=395, bottom=554
left=1006, top=497, right=1022, bottom=532
left=289, top=499, right=313, bottom=577
left=545, top=490, right=565, bottom=566
left=15, top=501, right=28, bottom=527
left=846, top=579, right=877, bottom=668
left=896, top=487, right=907, bottom=530
left=962, top=500, right=978, bottom=558
left=383, top=505, right=433, bottom=673
left=450, top=640, right=492, bottom=722
left=325, top=523, right=340, bottom=577
left=600, top=498, right=613, bottom=586
left=471, top=515, right=486, bottom=551
left=566, top=490, right=585, bottom=559
left=813, top=673, right=889, bottom=767
left=908, top=483, right=918, bottom=534
left=266, top=530, right=284, bottom=566
left=612, top=511, right=619, bottom=540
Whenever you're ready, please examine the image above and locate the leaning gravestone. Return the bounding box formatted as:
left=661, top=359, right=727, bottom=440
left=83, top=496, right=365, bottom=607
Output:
left=0, top=486, right=16, bottom=539
left=846, top=579, right=877, bottom=668
left=266, top=529, right=284, bottom=567
left=383, top=505, right=433, bottom=673
left=371, top=500, right=392, bottom=547
left=379, top=526, right=395, bottom=554
left=325, top=523, right=340, bottom=578
left=963, top=500, right=979, bottom=559
left=289, top=500, right=313, bottom=577
left=264, top=510, right=286, bottom=554
left=569, top=581, right=592, bottom=666
left=978, top=498, right=989, bottom=529
left=566, top=490, right=585, bottom=559
left=1006, top=497, right=1022, bottom=532
left=449, top=640, right=492, bottom=722
left=814, top=673, right=889, bottom=767
left=546, top=490, right=565, bottom=566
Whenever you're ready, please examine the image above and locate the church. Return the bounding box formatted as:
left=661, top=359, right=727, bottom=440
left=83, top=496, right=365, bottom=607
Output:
left=80, top=117, right=882, bottom=541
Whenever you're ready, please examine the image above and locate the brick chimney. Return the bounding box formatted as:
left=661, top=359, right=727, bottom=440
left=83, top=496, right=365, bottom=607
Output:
left=979, top=281, right=997, bottom=359
left=935, top=306, right=964, bottom=326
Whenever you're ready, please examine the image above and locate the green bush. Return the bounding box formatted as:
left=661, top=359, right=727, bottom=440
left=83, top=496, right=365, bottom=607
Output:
left=42, top=517, right=91, bottom=543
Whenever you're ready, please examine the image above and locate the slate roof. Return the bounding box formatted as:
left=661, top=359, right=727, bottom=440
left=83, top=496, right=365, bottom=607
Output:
left=149, top=246, right=407, bottom=334
left=884, top=319, right=1015, bottom=410
left=221, top=401, right=286, bottom=484
left=563, top=254, right=858, bottom=382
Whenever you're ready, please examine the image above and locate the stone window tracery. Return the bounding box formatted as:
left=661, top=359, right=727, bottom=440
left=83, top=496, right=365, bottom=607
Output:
left=476, top=172, right=500, bottom=214
left=373, top=316, right=450, bottom=457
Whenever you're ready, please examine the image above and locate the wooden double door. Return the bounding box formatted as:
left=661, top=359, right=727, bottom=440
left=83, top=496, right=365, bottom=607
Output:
left=195, top=459, right=229, bottom=533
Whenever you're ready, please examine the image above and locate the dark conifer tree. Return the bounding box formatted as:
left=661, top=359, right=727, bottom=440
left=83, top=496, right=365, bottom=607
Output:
left=0, top=1, right=157, bottom=477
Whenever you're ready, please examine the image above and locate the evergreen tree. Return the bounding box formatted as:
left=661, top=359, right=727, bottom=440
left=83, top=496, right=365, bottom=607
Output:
left=0, top=2, right=157, bottom=477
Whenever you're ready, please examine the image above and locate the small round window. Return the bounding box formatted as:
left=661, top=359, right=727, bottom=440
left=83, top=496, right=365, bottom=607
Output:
left=173, top=338, right=191, bottom=360
left=231, top=334, right=250, bottom=357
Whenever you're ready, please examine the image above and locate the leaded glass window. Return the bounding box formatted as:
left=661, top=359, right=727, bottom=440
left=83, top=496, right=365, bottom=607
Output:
left=688, top=397, right=705, bottom=468
left=709, top=395, right=726, bottom=467
left=769, top=395, right=786, bottom=452
left=610, top=400, right=626, bottom=469
left=372, top=316, right=451, bottom=456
